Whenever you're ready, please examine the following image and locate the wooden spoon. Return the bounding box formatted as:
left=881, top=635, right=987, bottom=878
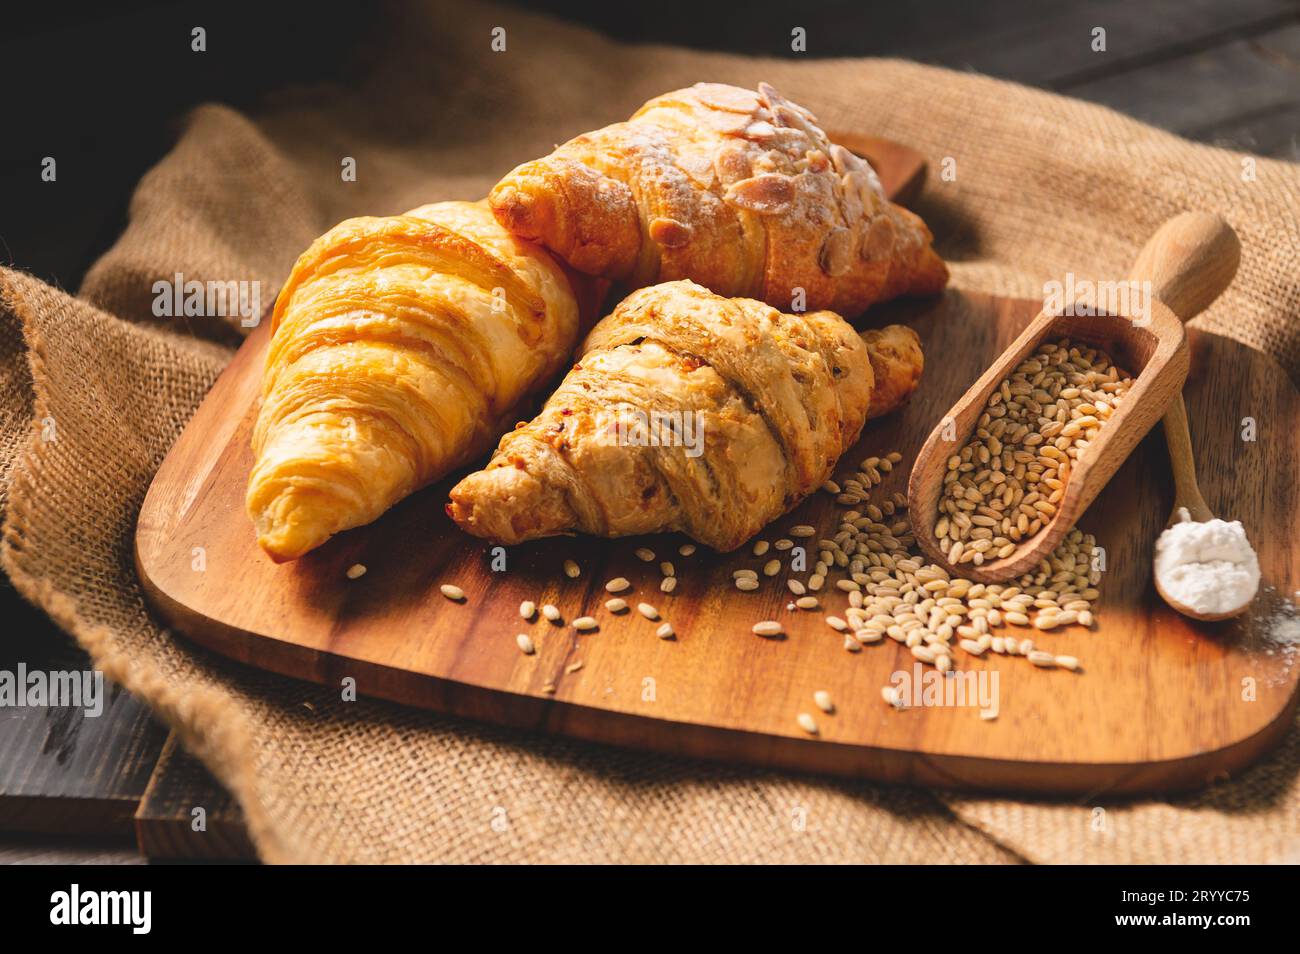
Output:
left=1152, top=393, right=1253, bottom=621
left=908, top=212, right=1241, bottom=584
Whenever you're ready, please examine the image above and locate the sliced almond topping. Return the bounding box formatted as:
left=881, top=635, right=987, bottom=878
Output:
left=649, top=216, right=692, bottom=248
left=695, top=83, right=763, bottom=113
left=861, top=214, right=896, bottom=262
left=805, top=148, right=830, bottom=173
left=819, top=226, right=854, bottom=277
left=829, top=143, right=864, bottom=176
left=725, top=173, right=795, bottom=214
left=713, top=139, right=754, bottom=185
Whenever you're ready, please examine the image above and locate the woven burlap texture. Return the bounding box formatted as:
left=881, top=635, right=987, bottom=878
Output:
left=3, top=1, right=1298, bottom=863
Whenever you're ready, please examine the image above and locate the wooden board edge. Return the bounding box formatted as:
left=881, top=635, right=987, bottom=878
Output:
left=133, top=734, right=257, bottom=863
left=135, top=520, right=1300, bottom=796
left=0, top=794, right=143, bottom=838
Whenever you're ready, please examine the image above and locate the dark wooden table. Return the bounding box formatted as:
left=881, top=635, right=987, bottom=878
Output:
left=2, top=0, right=1296, bottom=864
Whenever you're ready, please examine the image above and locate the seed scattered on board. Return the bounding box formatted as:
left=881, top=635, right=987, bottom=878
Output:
left=346, top=563, right=367, bottom=580
left=439, top=583, right=465, bottom=601
left=515, top=633, right=535, bottom=655
left=472, top=438, right=1097, bottom=721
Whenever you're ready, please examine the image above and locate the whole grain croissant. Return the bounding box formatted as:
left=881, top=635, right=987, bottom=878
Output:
left=247, top=200, right=586, bottom=561
left=489, top=82, right=947, bottom=317
left=446, top=280, right=923, bottom=551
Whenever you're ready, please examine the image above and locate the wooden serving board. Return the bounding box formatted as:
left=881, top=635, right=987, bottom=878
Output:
left=135, top=144, right=1299, bottom=796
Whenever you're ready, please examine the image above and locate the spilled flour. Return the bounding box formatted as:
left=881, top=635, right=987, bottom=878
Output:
left=1256, top=592, right=1300, bottom=682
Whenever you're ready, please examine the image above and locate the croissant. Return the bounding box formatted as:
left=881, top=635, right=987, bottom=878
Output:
left=489, top=82, right=947, bottom=317
left=446, top=280, right=923, bottom=551
left=247, top=200, right=586, bottom=561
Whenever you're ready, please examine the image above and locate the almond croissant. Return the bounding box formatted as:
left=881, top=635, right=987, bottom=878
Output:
left=446, top=280, right=923, bottom=551
left=247, top=200, right=585, bottom=561
left=489, top=82, right=947, bottom=317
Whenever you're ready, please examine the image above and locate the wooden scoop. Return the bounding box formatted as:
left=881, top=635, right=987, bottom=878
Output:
left=908, top=212, right=1241, bottom=584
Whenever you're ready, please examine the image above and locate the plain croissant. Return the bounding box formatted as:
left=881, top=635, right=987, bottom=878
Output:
left=446, top=280, right=923, bottom=551
left=489, top=82, right=947, bottom=317
left=247, top=200, right=587, bottom=561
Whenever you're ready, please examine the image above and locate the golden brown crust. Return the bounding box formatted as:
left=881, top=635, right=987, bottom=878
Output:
left=489, top=82, right=947, bottom=316
left=247, top=200, right=581, bottom=561
left=861, top=324, right=925, bottom=419
left=446, top=280, right=923, bottom=551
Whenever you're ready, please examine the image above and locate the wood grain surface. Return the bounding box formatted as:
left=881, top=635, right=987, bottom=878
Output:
left=0, top=590, right=169, bottom=837
left=133, top=734, right=256, bottom=862
left=134, top=288, right=1300, bottom=795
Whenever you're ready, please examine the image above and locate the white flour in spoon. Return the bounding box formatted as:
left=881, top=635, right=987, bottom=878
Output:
left=1154, top=508, right=1260, bottom=615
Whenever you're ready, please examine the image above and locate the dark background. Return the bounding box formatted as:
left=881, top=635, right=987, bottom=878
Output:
left=3, top=0, right=1297, bottom=292
left=1, top=0, right=1297, bottom=863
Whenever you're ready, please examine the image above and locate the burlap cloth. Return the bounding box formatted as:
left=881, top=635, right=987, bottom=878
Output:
left=3, top=1, right=1298, bottom=864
